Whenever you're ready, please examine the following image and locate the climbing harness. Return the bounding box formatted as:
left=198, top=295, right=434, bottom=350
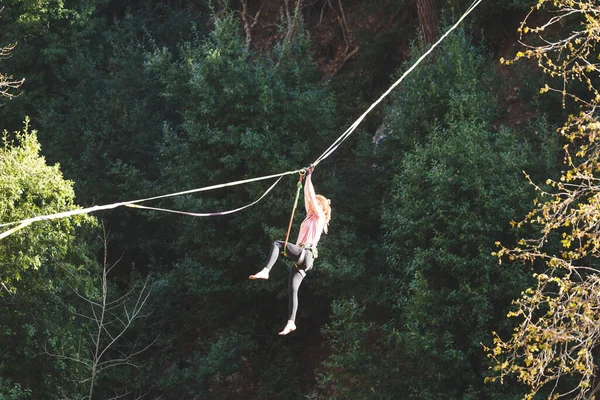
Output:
left=283, top=169, right=305, bottom=257
left=295, top=249, right=307, bottom=267
left=294, top=244, right=318, bottom=269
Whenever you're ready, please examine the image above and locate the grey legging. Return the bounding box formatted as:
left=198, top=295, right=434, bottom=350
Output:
left=262, top=241, right=314, bottom=321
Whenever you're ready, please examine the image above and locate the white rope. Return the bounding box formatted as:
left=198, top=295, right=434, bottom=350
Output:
left=0, top=170, right=299, bottom=240
left=124, top=176, right=283, bottom=217
left=312, top=0, right=484, bottom=166
left=0, top=0, right=484, bottom=240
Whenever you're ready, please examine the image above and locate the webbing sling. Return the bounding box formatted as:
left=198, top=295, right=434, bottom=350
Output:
left=283, top=170, right=305, bottom=257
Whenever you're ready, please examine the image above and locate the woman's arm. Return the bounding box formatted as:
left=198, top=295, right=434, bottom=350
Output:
left=304, top=172, right=324, bottom=217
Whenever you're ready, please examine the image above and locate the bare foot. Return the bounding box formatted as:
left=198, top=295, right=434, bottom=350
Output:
left=278, top=320, right=296, bottom=336
left=249, top=268, right=269, bottom=280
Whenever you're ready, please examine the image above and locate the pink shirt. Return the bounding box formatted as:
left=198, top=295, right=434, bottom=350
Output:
left=296, top=174, right=326, bottom=247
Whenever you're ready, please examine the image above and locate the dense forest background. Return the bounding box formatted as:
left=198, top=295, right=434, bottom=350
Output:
left=0, top=0, right=572, bottom=398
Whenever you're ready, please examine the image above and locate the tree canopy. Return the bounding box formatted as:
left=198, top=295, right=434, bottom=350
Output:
left=1, top=1, right=596, bottom=399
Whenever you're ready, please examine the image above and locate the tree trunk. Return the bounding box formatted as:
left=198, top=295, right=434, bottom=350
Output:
left=416, top=0, right=440, bottom=44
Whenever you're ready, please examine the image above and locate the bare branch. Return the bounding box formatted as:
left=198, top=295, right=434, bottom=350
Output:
left=44, top=342, right=93, bottom=369
left=240, top=0, right=262, bottom=52
left=332, top=46, right=359, bottom=76
left=0, top=43, right=24, bottom=99
left=0, top=9, right=24, bottom=99
left=46, top=225, right=154, bottom=400
left=283, top=0, right=304, bottom=45
left=321, top=0, right=358, bottom=76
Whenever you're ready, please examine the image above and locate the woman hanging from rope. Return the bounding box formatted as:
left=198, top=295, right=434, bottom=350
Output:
left=249, top=165, right=331, bottom=335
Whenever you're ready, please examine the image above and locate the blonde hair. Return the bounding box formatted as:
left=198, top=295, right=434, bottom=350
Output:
left=315, top=194, right=331, bottom=234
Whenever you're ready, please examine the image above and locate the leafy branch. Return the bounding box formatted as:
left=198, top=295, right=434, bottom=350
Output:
left=488, top=1, right=600, bottom=398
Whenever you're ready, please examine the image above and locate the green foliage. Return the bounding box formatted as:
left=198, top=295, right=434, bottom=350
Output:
left=0, top=378, right=30, bottom=400
left=0, top=0, right=96, bottom=125
left=380, top=125, right=544, bottom=398
left=318, top=298, right=397, bottom=399
left=379, top=32, right=558, bottom=399
left=0, top=120, right=98, bottom=399
left=0, top=0, right=207, bottom=269
left=0, top=1, right=572, bottom=398
left=380, top=31, right=497, bottom=158
left=130, top=7, right=337, bottom=398
left=318, top=30, right=560, bottom=399
left=0, top=118, right=92, bottom=288
left=4, top=2, right=337, bottom=397
left=159, top=332, right=256, bottom=397
left=145, top=7, right=335, bottom=272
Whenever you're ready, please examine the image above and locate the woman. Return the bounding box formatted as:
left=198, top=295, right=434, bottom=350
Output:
left=250, top=166, right=331, bottom=335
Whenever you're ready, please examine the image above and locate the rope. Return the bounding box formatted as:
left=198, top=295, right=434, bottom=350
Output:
left=123, top=176, right=283, bottom=217
left=0, top=169, right=301, bottom=240
left=311, top=0, right=484, bottom=166
left=283, top=171, right=305, bottom=257
left=0, top=0, right=484, bottom=240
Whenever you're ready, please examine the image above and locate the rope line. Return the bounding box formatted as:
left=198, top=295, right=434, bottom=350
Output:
left=123, top=176, right=283, bottom=217
left=0, top=170, right=300, bottom=240
left=283, top=172, right=305, bottom=257
left=0, top=0, right=483, bottom=240
left=312, top=0, right=484, bottom=166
